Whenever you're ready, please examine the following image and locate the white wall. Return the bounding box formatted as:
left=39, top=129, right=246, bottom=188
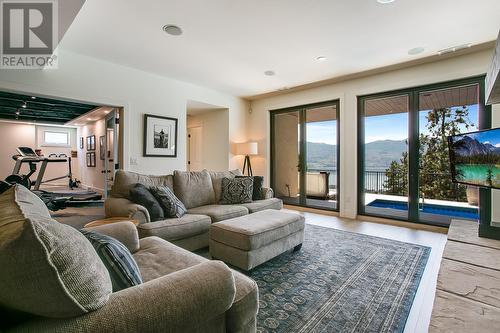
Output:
left=77, top=119, right=106, bottom=191
left=187, top=109, right=229, bottom=171
left=248, top=48, right=495, bottom=219
left=0, top=121, right=79, bottom=186
left=0, top=48, right=249, bottom=177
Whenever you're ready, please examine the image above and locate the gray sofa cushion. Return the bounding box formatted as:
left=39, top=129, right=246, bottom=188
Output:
left=129, top=183, right=164, bottom=221
left=187, top=204, right=249, bottom=222
left=0, top=185, right=112, bottom=318
left=136, top=214, right=211, bottom=241
left=173, top=170, right=215, bottom=209
left=220, top=177, right=254, bottom=204
left=209, top=209, right=305, bottom=251
left=133, top=237, right=258, bottom=331
left=237, top=198, right=283, bottom=213
left=150, top=186, right=187, bottom=218
left=81, top=230, right=143, bottom=292
left=111, top=170, right=173, bottom=199
left=208, top=169, right=242, bottom=203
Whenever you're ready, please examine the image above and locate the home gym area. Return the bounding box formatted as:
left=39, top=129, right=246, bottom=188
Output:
left=0, top=90, right=122, bottom=222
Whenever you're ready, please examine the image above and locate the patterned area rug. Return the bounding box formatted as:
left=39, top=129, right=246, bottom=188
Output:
left=246, top=224, right=430, bottom=333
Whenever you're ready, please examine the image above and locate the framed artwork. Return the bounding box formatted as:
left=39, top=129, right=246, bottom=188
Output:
left=86, top=152, right=96, bottom=167
left=86, top=135, right=95, bottom=151
left=143, top=114, right=178, bottom=157
left=99, top=136, right=105, bottom=160
left=80, top=137, right=84, bottom=149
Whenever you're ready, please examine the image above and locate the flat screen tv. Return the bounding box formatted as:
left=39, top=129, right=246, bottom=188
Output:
left=448, top=127, right=500, bottom=189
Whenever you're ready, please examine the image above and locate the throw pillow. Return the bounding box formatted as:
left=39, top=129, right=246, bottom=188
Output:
left=209, top=169, right=243, bottom=203
left=237, top=175, right=264, bottom=200
left=150, top=186, right=187, bottom=218
left=0, top=185, right=112, bottom=318
left=129, top=183, right=164, bottom=221
left=220, top=177, right=254, bottom=204
left=81, top=230, right=143, bottom=292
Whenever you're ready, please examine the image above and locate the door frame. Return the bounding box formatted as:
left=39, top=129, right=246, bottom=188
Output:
left=357, top=75, right=491, bottom=227
left=270, top=99, right=340, bottom=212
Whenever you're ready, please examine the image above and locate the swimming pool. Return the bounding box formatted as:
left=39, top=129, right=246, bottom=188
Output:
left=367, top=199, right=479, bottom=220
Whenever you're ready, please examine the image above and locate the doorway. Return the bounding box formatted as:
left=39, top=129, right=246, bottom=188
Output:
left=358, top=76, right=490, bottom=226
left=270, top=100, right=340, bottom=211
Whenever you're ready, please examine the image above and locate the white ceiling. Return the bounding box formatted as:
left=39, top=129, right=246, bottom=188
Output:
left=60, top=0, right=500, bottom=98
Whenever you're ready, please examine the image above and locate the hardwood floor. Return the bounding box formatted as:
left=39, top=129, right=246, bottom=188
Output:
left=283, top=205, right=448, bottom=333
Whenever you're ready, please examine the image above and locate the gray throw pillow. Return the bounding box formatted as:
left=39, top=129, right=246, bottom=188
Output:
left=220, top=177, right=254, bottom=204
left=81, top=230, right=143, bottom=292
left=237, top=175, right=264, bottom=200
left=150, top=186, right=187, bottom=218
left=0, top=185, right=112, bottom=318
left=129, top=183, right=164, bottom=221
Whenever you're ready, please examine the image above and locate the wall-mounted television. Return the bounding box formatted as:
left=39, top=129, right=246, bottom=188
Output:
left=448, top=127, right=500, bottom=189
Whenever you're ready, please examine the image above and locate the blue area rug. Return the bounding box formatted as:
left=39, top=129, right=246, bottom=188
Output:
left=247, top=224, right=431, bottom=333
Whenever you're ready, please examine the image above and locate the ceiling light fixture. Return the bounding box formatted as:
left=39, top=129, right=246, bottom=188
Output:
left=21, top=101, right=27, bottom=108
left=408, top=47, right=425, bottom=55
left=316, top=56, right=327, bottom=61
left=264, top=70, right=275, bottom=76
left=162, top=25, right=183, bottom=36
left=377, top=0, right=395, bottom=4
left=31, top=96, right=36, bottom=99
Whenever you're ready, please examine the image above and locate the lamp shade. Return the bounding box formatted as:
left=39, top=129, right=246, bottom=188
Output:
left=236, top=142, right=258, bottom=156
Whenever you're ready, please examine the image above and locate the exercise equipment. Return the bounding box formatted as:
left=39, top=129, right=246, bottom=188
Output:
left=8, top=147, right=79, bottom=190
left=4, top=147, right=103, bottom=211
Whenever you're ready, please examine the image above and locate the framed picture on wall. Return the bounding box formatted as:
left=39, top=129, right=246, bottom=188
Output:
left=86, top=152, right=96, bottom=167
left=143, top=114, right=178, bottom=157
left=80, top=137, right=84, bottom=149
left=99, top=136, right=105, bottom=160
left=86, top=135, right=96, bottom=151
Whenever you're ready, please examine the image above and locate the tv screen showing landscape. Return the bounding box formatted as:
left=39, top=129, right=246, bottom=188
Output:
left=448, top=128, right=500, bottom=189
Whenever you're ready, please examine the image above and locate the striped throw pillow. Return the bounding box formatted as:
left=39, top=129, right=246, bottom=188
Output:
left=81, top=230, right=143, bottom=292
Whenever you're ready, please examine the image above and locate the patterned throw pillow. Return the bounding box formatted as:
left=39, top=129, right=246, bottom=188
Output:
left=149, top=186, right=187, bottom=218
left=129, top=183, right=164, bottom=222
left=237, top=175, right=264, bottom=200
left=81, top=230, right=143, bottom=292
left=220, top=177, right=254, bottom=204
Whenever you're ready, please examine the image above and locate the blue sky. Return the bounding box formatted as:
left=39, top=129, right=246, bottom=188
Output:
left=458, top=128, right=500, bottom=147
left=304, top=105, right=479, bottom=145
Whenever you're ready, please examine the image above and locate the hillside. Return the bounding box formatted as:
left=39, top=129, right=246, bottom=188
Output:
left=307, top=140, right=406, bottom=170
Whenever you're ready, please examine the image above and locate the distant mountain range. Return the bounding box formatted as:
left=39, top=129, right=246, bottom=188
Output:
left=307, top=140, right=407, bottom=170
left=452, top=135, right=500, bottom=158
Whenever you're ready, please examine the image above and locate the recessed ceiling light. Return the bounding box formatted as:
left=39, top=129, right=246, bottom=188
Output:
left=31, top=96, right=36, bottom=99
left=162, top=25, right=183, bottom=36
left=408, top=47, right=425, bottom=55
left=377, top=0, right=395, bottom=3
left=264, top=70, right=275, bottom=76
left=316, top=56, right=327, bottom=61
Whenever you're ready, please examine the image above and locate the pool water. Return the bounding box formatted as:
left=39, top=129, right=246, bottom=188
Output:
left=367, top=199, right=479, bottom=220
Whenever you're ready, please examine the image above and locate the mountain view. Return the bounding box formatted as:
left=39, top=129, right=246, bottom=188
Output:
left=307, top=140, right=407, bottom=170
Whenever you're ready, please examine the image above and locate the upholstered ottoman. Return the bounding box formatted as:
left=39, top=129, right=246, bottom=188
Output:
left=209, top=209, right=305, bottom=270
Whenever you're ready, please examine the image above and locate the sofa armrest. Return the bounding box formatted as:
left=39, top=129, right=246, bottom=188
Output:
left=105, top=197, right=150, bottom=223
left=261, top=187, right=274, bottom=199
left=84, top=221, right=140, bottom=253
left=11, top=261, right=236, bottom=333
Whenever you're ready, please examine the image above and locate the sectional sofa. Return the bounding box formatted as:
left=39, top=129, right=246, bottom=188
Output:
left=105, top=169, right=283, bottom=250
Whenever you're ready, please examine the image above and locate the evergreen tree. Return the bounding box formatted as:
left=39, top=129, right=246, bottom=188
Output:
left=385, top=106, right=474, bottom=201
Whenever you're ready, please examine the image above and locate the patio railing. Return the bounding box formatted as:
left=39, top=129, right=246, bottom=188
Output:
left=308, top=167, right=465, bottom=201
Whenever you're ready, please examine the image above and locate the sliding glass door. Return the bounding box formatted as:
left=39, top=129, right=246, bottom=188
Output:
left=359, top=77, right=487, bottom=226
left=271, top=100, right=339, bottom=211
